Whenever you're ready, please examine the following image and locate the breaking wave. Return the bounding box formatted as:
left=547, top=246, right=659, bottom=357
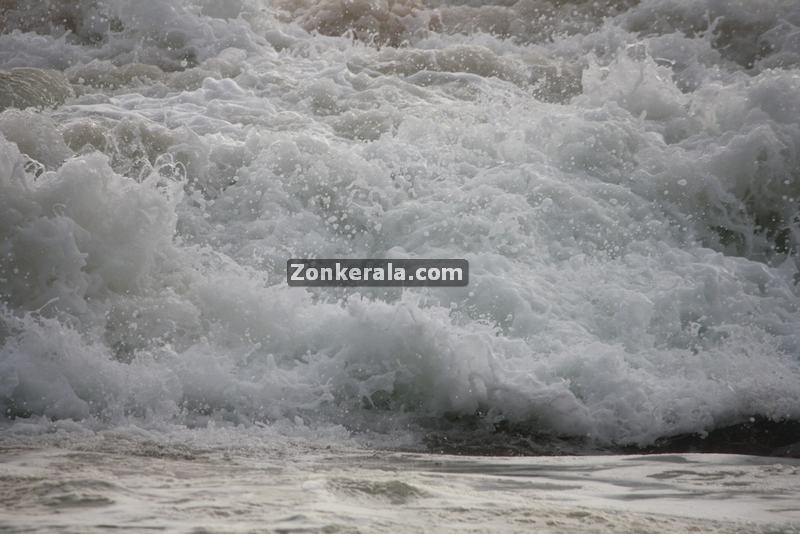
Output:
left=1, top=0, right=800, bottom=449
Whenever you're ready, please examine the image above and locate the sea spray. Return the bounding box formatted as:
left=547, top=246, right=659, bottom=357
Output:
left=0, top=0, right=799, bottom=449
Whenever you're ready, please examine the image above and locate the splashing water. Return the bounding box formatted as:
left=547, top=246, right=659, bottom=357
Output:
left=1, top=0, right=800, bottom=451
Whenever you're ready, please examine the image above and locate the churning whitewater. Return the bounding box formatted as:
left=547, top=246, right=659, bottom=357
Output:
left=1, top=0, right=800, bottom=450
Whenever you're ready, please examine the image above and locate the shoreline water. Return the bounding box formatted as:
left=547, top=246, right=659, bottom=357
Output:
left=1, top=434, right=799, bottom=533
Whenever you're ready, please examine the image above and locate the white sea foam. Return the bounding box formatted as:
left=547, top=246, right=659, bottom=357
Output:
left=1, top=441, right=798, bottom=532
left=0, top=0, right=799, bottom=448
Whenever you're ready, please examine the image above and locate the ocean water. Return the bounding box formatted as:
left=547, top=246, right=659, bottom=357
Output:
left=2, top=432, right=800, bottom=532
left=1, top=0, right=800, bottom=530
